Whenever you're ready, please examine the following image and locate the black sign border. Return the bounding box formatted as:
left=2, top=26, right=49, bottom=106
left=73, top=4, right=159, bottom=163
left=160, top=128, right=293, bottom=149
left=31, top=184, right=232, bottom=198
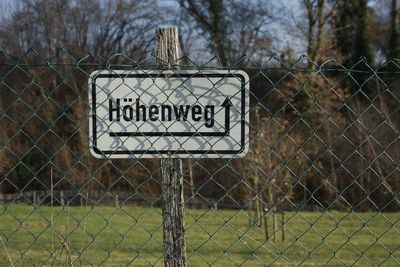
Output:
left=91, top=72, right=247, bottom=157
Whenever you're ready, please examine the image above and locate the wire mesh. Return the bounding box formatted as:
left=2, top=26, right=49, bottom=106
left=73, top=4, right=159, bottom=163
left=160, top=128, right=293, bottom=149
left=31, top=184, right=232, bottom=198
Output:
left=0, top=50, right=399, bottom=266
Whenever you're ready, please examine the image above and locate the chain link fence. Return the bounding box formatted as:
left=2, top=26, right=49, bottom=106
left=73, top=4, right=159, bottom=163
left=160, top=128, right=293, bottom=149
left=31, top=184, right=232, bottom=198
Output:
left=0, top=50, right=399, bottom=266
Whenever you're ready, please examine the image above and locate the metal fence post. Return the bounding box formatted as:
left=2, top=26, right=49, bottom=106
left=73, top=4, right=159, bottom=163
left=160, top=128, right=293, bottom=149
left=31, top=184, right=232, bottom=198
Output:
left=156, top=27, right=186, bottom=267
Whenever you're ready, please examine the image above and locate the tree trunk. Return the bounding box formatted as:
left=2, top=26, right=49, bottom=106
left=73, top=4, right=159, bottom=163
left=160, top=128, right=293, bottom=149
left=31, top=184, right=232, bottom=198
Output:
left=188, top=159, right=196, bottom=207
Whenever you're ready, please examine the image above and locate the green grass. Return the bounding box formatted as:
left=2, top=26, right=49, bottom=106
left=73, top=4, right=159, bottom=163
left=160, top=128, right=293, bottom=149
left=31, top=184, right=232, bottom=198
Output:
left=0, top=204, right=399, bottom=266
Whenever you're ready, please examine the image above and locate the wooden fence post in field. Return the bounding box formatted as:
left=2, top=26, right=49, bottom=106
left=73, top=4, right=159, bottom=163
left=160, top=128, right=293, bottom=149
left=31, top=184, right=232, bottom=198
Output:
left=33, top=191, right=37, bottom=205
left=115, top=194, right=119, bottom=208
left=156, top=27, right=186, bottom=267
left=281, top=211, right=285, bottom=242
left=60, top=190, right=65, bottom=206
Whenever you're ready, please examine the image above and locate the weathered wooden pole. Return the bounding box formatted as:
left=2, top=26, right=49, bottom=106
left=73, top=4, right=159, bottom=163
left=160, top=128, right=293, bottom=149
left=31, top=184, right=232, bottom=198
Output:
left=156, top=27, right=186, bottom=267
left=281, top=211, right=285, bottom=242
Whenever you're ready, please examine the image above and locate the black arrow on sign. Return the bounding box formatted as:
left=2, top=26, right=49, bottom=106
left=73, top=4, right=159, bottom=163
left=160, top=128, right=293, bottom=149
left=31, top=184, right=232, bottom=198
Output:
left=109, top=97, right=233, bottom=137
left=221, top=97, right=232, bottom=135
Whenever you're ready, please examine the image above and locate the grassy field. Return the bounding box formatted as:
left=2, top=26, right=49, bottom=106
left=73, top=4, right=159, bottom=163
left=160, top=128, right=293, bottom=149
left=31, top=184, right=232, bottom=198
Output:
left=0, top=204, right=399, bottom=266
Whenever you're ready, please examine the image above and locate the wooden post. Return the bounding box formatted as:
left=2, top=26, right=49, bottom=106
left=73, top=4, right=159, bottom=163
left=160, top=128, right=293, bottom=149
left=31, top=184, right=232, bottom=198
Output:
left=263, top=206, right=269, bottom=240
left=60, top=190, right=65, bottom=206
left=272, top=208, right=278, bottom=242
left=188, top=159, right=196, bottom=208
left=156, top=27, right=186, bottom=267
left=33, top=191, right=37, bottom=205
left=281, top=211, right=285, bottom=242
left=115, top=194, right=119, bottom=208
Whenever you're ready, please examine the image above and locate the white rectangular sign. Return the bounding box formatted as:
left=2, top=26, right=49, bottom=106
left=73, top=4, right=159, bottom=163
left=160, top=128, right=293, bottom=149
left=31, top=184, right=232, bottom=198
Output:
left=89, top=70, right=249, bottom=158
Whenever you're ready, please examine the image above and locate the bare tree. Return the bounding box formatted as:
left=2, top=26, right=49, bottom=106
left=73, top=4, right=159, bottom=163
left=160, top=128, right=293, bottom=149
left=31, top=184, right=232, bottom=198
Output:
left=0, top=0, right=161, bottom=194
left=302, top=0, right=336, bottom=65
left=178, top=0, right=276, bottom=65
left=0, top=0, right=159, bottom=57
